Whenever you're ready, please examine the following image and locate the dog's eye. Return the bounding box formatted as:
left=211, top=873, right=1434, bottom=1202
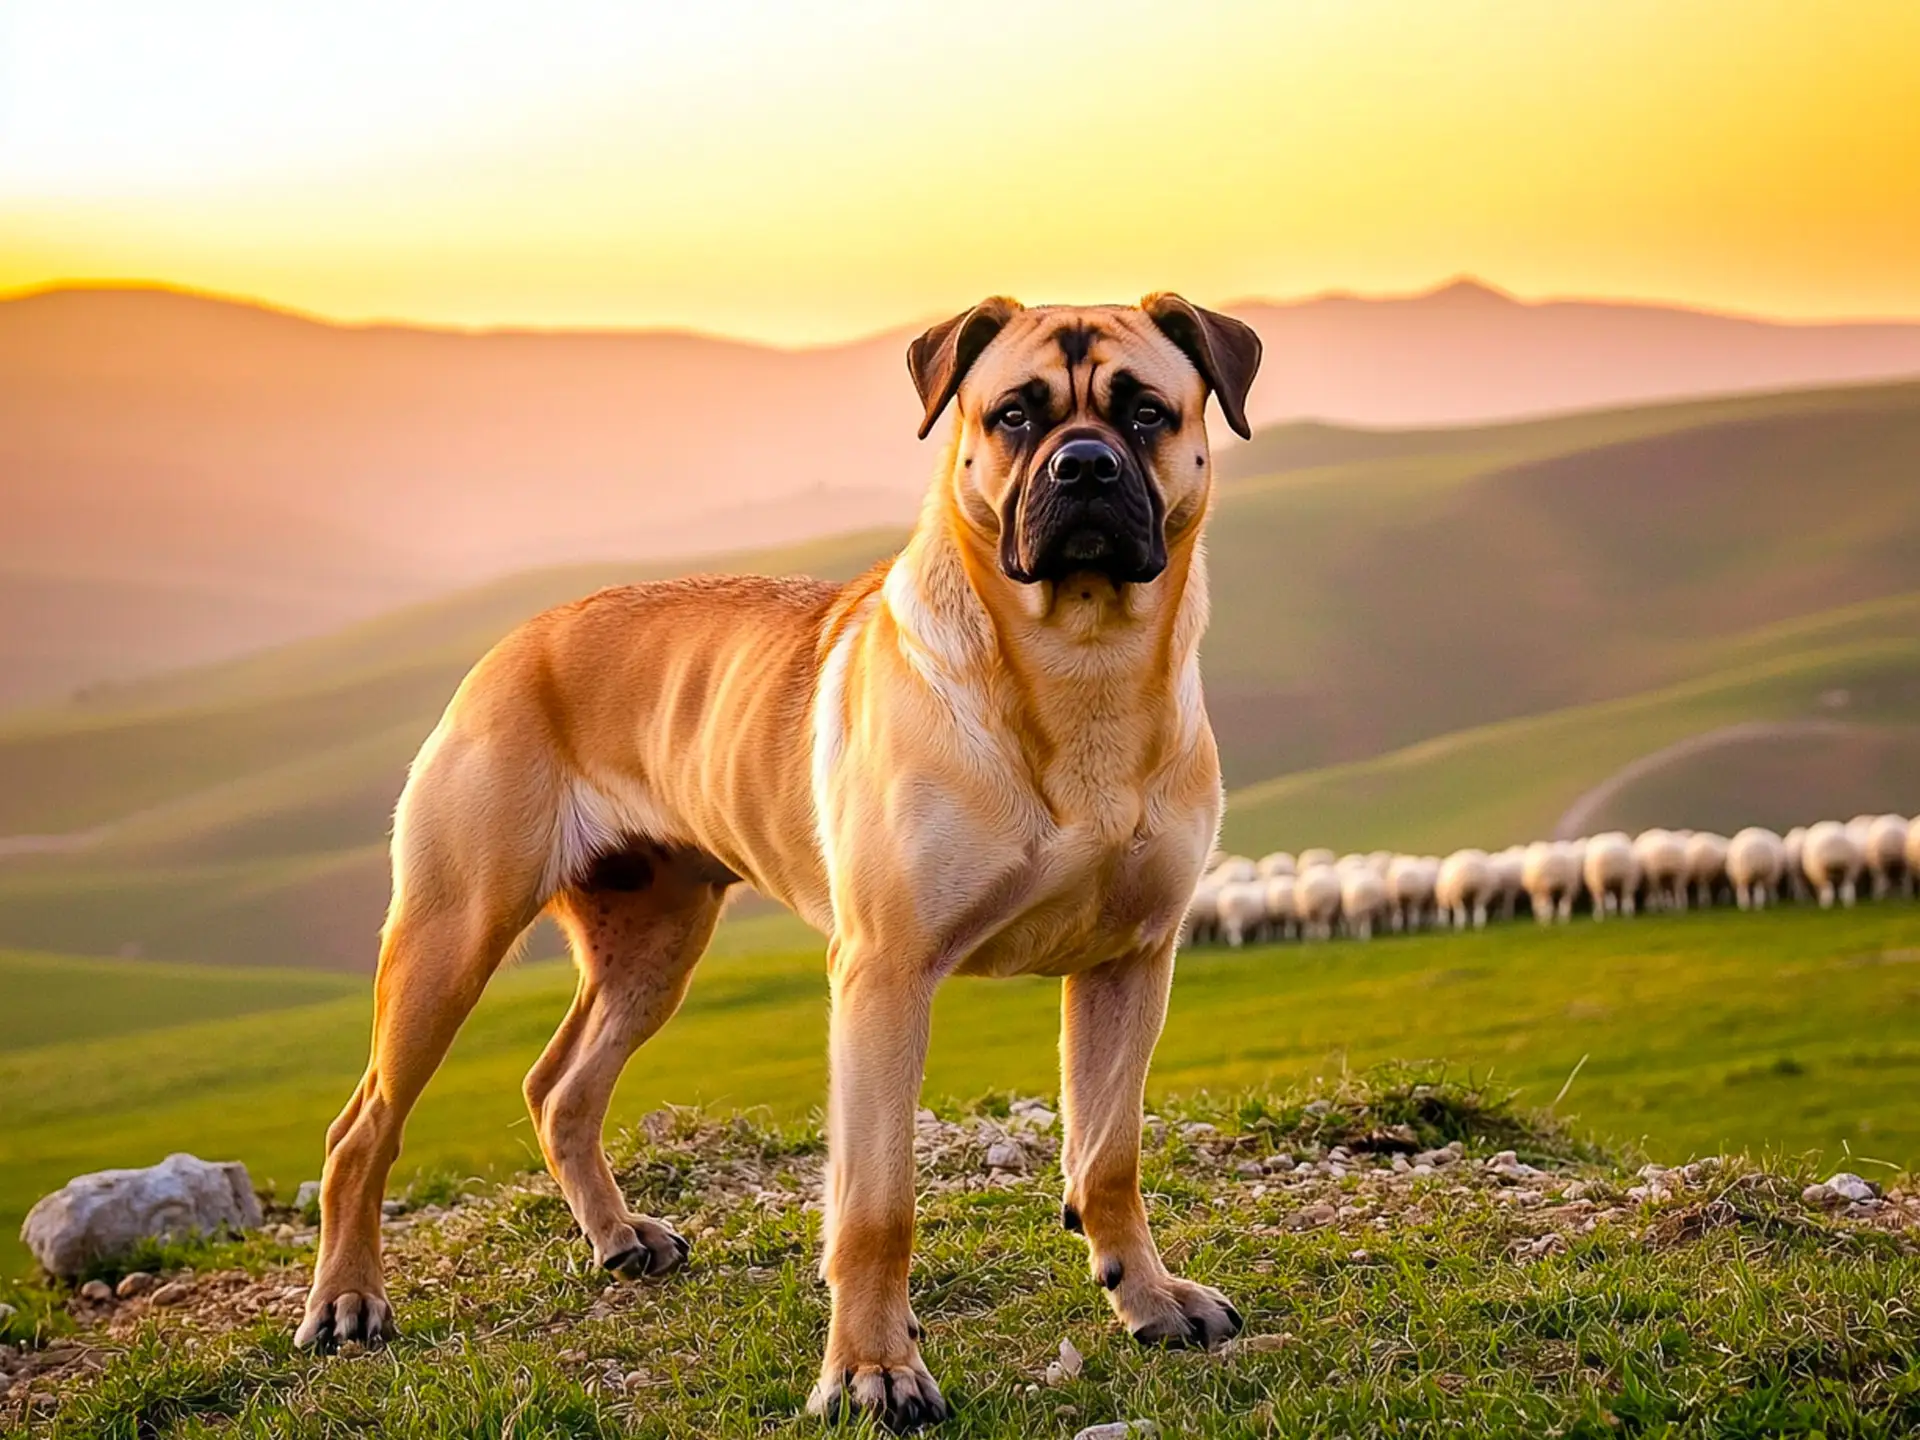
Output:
left=1132, top=400, right=1166, bottom=429
left=992, top=405, right=1029, bottom=431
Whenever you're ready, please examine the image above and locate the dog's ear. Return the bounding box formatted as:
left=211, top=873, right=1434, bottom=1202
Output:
left=907, top=297, right=1023, bottom=439
left=1141, top=293, right=1262, bottom=440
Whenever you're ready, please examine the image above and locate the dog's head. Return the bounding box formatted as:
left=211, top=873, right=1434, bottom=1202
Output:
left=907, top=295, right=1260, bottom=588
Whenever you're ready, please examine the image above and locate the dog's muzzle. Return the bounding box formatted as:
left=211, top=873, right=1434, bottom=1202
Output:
left=1000, top=431, right=1167, bottom=585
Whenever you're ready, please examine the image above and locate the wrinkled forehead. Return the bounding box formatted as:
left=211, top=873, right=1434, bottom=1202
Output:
left=962, top=305, right=1202, bottom=410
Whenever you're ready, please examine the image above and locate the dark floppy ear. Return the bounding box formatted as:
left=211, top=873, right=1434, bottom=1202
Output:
left=906, top=296, right=1023, bottom=439
left=1141, top=292, right=1262, bottom=440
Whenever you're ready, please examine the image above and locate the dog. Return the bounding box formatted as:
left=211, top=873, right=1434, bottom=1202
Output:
left=295, top=293, right=1261, bottom=1429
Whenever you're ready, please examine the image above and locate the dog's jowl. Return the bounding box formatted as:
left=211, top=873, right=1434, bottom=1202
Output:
left=295, top=295, right=1260, bottom=1430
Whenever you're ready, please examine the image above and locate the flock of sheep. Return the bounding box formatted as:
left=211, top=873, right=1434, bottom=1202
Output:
left=1185, top=814, right=1918, bottom=947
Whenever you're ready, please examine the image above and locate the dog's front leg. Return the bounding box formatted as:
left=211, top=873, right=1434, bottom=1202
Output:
left=807, top=943, right=949, bottom=1429
left=1059, top=943, right=1243, bottom=1348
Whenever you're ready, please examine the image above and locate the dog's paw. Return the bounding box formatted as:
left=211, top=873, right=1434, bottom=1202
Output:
left=602, top=1215, right=691, bottom=1281
left=294, top=1289, right=396, bottom=1353
left=807, top=1356, right=949, bottom=1431
left=1121, top=1275, right=1242, bottom=1350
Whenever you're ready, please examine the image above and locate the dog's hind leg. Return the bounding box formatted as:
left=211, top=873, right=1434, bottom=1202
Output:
left=297, top=727, right=552, bottom=1352
left=525, top=846, right=728, bottom=1279
left=1060, top=941, right=1243, bottom=1351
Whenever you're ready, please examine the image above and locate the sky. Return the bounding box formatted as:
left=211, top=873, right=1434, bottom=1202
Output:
left=2, top=0, right=1918, bottom=344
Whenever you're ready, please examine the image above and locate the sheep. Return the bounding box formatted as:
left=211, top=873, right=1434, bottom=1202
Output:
left=1293, top=864, right=1343, bottom=942
left=1213, top=855, right=1258, bottom=885
left=1908, top=819, right=1920, bottom=900
left=1339, top=864, right=1387, bottom=941
left=1262, top=873, right=1298, bottom=941
left=1684, top=831, right=1730, bottom=909
left=1435, top=848, right=1494, bottom=930
left=1634, top=828, right=1690, bottom=911
left=1181, top=875, right=1222, bottom=947
left=1216, top=879, right=1270, bottom=946
left=1487, top=846, right=1526, bottom=921
left=1800, top=820, right=1862, bottom=908
left=1583, top=832, right=1639, bottom=918
left=1783, top=827, right=1809, bottom=903
left=1522, top=840, right=1580, bottom=924
left=1386, top=854, right=1439, bottom=932
left=1298, top=847, right=1337, bottom=872
left=1255, top=851, right=1297, bottom=880
left=1726, top=828, right=1785, bottom=910
left=1862, top=815, right=1909, bottom=900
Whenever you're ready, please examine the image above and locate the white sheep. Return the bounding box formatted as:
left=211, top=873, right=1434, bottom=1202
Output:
left=1583, top=832, right=1639, bottom=918
left=1386, top=854, right=1438, bottom=932
left=1522, top=840, right=1580, bottom=924
left=1298, top=847, right=1337, bottom=872
left=1435, top=848, right=1494, bottom=930
left=1783, top=826, right=1809, bottom=903
left=1339, top=864, right=1387, bottom=941
left=1293, top=864, right=1343, bottom=942
left=1212, top=855, right=1258, bottom=885
left=1907, top=819, right=1920, bottom=899
left=1684, top=831, right=1729, bottom=909
left=1216, top=879, right=1270, bottom=946
left=1493, top=846, right=1528, bottom=921
left=1634, top=828, right=1690, bottom=912
left=1726, top=828, right=1785, bottom=910
left=1862, top=815, right=1909, bottom=900
left=1262, top=874, right=1298, bottom=941
left=1255, top=851, right=1297, bottom=880
left=1801, top=820, right=1862, bottom=908
left=1181, top=875, right=1222, bottom=947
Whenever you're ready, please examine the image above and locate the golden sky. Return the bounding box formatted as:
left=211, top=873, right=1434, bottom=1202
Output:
left=2, top=0, right=1918, bottom=344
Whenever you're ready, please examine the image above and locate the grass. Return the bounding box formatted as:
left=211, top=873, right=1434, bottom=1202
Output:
left=5, top=1070, right=1918, bottom=1437
left=5, top=903, right=1917, bottom=1281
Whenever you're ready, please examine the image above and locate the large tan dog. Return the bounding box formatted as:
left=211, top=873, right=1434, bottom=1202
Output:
left=296, top=294, right=1261, bottom=1429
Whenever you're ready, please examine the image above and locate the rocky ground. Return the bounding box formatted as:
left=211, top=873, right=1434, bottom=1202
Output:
left=3, top=1070, right=1917, bottom=1437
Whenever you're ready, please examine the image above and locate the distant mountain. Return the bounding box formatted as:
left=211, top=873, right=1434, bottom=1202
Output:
left=5, top=279, right=1920, bottom=708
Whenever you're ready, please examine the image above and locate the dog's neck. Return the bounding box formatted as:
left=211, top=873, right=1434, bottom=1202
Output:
left=883, top=446, right=1213, bottom=806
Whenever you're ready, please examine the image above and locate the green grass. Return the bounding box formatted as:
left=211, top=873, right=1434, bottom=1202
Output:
left=7, top=1070, right=1918, bottom=1437
left=0, top=951, right=357, bottom=1054
left=5, top=904, right=1917, bottom=1282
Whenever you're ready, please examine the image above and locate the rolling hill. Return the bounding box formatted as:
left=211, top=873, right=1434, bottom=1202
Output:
left=7, top=280, right=1920, bottom=707
left=1, top=379, right=1918, bottom=969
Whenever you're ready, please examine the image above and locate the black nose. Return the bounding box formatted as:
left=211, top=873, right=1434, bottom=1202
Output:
left=1048, top=438, right=1122, bottom=487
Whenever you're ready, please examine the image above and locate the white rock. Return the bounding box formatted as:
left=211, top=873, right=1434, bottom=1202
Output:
left=1057, top=1338, right=1084, bottom=1378
left=1824, top=1173, right=1877, bottom=1204
left=984, top=1141, right=1026, bottom=1172
left=1074, top=1423, right=1159, bottom=1440
left=1181, top=1122, right=1218, bottom=1139
left=21, top=1153, right=262, bottom=1278
left=78, top=1280, right=113, bottom=1302
left=293, top=1180, right=322, bottom=1210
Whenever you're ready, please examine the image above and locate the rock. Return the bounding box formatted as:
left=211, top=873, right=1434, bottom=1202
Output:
left=115, top=1271, right=157, bottom=1299
left=1825, top=1173, right=1878, bottom=1204
left=1074, top=1423, right=1159, bottom=1440
left=380, top=1199, right=406, bottom=1219
left=78, top=1280, right=113, bottom=1303
left=1181, top=1122, right=1218, bottom=1139
left=0, top=1302, right=18, bottom=1326
left=293, top=1181, right=322, bottom=1211
left=984, top=1141, right=1026, bottom=1172
left=1293, top=1203, right=1338, bottom=1229
left=149, top=1280, right=193, bottom=1306
left=1057, top=1338, right=1084, bottom=1379
left=1802, top=1182, right=1834, bottom=1205
left=21, top=1154, right=262, bottom=1278
left=1261, top=1154, right=1294, bottom=1173
left=1303, top=1100, right=1331, bottom=1116
left=1235, top=1161, right=1264, bottom=1178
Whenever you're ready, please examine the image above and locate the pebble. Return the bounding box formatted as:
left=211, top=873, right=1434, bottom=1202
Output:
left=1057, top=1338, right=1083, bottom=1378
left=1824, top=1173, right=1878, bottom=1204
left=1261, top=1154, right=1295, bottom=1173
left=78, top=1280, right=113, bottom=1303
left=381, top=1200, right=406, bottom=1218
left=293, top=1180, right=322, bottom=1210
left=1294, top=1203, right=1338, bottom=1229
left=1235, top=1161, right=1264, bottom=1178
left=1074, top=1423, right=1158, bottom=1440
left=149, top=1281, right=193, bottom=1307
left=1181, top=1122, right=1218, bottom=1139
left=984, top=1141, right=1027, bottom=1172
left=115, top=1271, right=157, bottom=1299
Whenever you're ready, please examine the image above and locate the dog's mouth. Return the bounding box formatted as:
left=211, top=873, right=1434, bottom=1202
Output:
left=999, top=433, right=1167, bottom=586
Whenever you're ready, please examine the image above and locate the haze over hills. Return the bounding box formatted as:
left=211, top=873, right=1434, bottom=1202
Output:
left=2, top=377, right=1917, bottom=971
left=7, top=279, right=1920, bottom=707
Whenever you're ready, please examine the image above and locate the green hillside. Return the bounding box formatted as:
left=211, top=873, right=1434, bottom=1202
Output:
left=2, top=905, right=1916, bottom=1279
left=2, top=380, right=1919, bottom=970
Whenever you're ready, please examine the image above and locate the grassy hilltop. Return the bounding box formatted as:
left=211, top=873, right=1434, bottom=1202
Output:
left=3, top=378, right=1919, bottom=972
left=4, top=1069, right=1917, bottom=1437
